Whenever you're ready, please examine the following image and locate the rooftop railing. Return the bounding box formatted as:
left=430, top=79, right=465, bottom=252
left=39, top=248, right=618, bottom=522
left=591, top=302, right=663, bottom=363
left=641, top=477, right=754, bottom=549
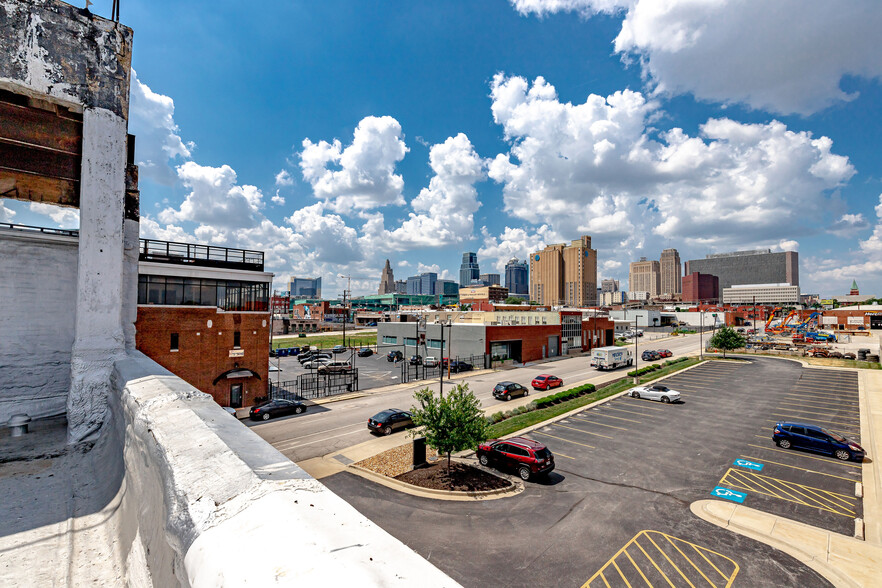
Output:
left=0, top=222, right=79, bottom=237
left=139, top=238, right=264, bottom=271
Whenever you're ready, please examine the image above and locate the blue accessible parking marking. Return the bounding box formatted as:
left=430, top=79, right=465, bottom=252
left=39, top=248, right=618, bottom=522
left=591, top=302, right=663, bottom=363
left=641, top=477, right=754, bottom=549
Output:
left=734, top=459, right=764, bottom=471
left=712, top=486, right=747, bottom=503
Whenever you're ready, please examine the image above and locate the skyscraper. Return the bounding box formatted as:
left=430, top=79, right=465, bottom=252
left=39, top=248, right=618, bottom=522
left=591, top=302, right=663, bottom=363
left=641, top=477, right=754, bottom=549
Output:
left=459, top=252, right=480, bottom=287
left=289, top=276, right=322, bottom=298
left=529, top=236, right=597, bottom=306
left=479, top=273, right=501, bottom=286
left=378, top=259, right=395, bottom=295
left=660, top=248, right=682, bottom=296
left=601, top=278, right=619, bottom=293
left=420, top=272, right=438, bottom=296
left=505, top=258, right=529, bottom=295
left=628, top=258, right=660, bottom=297
left=684, top=249, right=799, bottom=289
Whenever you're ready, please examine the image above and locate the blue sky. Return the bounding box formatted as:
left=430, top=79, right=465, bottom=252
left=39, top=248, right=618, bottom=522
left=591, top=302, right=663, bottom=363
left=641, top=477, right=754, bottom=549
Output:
left=3, top=0, right=881, bottom=297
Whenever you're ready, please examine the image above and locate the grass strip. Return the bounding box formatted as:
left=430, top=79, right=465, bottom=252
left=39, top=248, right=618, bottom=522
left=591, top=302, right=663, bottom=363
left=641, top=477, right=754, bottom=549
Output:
left=272, top=332, right=378, bottom=350
left=487, top=357, right=702, bottom=438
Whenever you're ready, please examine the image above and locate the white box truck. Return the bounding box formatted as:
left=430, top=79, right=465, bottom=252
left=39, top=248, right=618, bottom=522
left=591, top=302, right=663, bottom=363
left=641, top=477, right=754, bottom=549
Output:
left=591, top=346, right=633, bottom=370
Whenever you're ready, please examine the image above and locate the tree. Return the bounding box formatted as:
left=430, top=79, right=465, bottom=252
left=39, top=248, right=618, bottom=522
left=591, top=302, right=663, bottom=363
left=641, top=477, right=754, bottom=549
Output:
left=410, top=383, right=489, bottom=475
left=709, top=326, right=746, bottom=358
left=504, top=296, right=525, bottom=305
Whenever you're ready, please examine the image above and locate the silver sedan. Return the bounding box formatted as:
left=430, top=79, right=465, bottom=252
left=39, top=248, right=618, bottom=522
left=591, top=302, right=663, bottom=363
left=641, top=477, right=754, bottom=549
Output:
left=628, top=384, right=681, bottom=403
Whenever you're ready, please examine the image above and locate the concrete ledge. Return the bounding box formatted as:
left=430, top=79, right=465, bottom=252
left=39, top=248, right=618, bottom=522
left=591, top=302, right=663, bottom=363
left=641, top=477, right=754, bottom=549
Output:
left=691, top=499, right=882, bottom=588
left=347, top=462, right=523, bottom=501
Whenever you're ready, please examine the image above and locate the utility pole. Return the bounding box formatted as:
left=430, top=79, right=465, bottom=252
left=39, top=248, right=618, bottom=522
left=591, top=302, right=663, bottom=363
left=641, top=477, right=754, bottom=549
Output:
left=633, top=317, right=639, bottom=384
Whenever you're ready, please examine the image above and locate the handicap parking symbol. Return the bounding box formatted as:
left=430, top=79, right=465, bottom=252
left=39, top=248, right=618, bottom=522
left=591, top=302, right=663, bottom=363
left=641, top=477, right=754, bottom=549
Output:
left=712, top=486, right=747, bottom=503
left=733, top=459, right=764, bottom=471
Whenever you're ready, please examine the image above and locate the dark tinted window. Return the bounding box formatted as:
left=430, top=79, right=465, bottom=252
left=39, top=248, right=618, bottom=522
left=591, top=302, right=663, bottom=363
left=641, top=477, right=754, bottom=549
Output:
left=234, top=331, right=241, bottom=348
left=494, top=443, right=512, bottom=453
left=787, top=425, right=805, bottom=435
left=805, top=428, right=828, bottom=440
left=508, top=445, right=530, bottom=457
left=170, top=333, right=179, bottom=351
left=373, top=410, right=395, bottom=420
left=823, top=429, right=847, bottom=443
left=534, top=448, right=551, bottom=460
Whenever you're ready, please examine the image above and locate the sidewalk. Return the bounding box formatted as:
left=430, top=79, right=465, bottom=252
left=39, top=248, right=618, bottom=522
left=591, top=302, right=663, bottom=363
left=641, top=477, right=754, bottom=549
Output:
left=694, top=366, right=882, bottom=587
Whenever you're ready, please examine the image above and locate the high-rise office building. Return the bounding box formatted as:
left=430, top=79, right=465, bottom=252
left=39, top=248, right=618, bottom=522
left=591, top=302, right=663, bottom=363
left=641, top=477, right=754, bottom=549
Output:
left=459, top=252, right=480, bottom=287
left=420, top=272, right=438, bottom=296
left=436, top=279, right=459, bottom=295
left=629, top=258, right=660, bottom=298
left=529, top=236, right=597, bottom=306
left=505, top=258, right=528, bottom=295
left=479, top=273, right=501, bottom=286
left=378, top=259, right=395, bottom=295
left=601, top=278, right=620, bottom=293
left=289, top=276, right=322, bottom=298
left=394, top=280, right=407, bottom=294
left=660, top=248, right=682, bottom=296
left=684, top=249, right=799, bottom=289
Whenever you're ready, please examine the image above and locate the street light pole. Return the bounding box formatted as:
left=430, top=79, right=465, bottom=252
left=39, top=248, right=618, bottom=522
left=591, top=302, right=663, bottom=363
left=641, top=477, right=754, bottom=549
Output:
left=633, top=317, right=639, bottom=384
left=700, top=309, right=704, bottom=360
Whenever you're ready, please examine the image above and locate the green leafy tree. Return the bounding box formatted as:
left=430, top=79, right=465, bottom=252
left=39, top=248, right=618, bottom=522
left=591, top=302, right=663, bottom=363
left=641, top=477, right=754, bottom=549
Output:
left=709, top=326, right=746, bottom=358
left=410, top=383, right=489, bottom=474
left=504, top=296, right=525, bottom=305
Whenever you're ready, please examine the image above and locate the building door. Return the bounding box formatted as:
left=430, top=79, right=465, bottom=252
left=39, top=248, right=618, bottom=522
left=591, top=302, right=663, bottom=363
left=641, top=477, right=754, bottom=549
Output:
left=547, top=336, right=559, bottom=357
left=870, top=315, right=882, bottom=330
left=230, top=384, right=243, bottom=408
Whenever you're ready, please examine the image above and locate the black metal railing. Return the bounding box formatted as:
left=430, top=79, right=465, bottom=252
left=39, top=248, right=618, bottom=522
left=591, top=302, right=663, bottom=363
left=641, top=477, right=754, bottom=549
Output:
left=399, top=354, right=488, bottom=384
left=139, top=238, right=264, bottom=271
left=0, top=222, right=79, bottom=237
left=269, top=369, right=359, bottom=401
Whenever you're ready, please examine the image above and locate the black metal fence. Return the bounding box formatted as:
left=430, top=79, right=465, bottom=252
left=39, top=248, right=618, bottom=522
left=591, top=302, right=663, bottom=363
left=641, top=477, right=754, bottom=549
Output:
left=399, top=354, right=489, bottom=384
left=269, top=369, right=359, bottom=401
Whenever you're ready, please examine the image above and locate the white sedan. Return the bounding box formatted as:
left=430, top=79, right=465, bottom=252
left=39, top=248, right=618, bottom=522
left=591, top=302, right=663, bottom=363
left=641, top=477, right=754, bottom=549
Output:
left=628, top=384, right=681, bottom=403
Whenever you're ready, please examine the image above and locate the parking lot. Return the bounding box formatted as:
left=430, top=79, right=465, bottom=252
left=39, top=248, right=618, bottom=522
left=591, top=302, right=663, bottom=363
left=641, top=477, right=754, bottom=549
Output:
left=272, top=346, right=404, bottom=391
left=321, top=357, right=860, bottom=587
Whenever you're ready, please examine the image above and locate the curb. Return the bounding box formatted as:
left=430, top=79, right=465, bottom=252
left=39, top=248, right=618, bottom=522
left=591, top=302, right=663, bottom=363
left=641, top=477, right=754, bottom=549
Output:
left=346, top=461, right=524, bottom=501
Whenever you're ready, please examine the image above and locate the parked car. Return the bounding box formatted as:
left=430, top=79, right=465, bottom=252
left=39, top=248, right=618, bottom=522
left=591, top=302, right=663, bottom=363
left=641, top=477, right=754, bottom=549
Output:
left=387, top=350, right=404, bottom=362
left=409, top=354, right=423, bottom=365
left=423, top=356, right=440, bottom=368
left=299, top=351, right=330, bottom=364
left=628, top=383, right=681, bottom=403
left=641, top=350, right=661, bottom=361
left=222, top=406, right=238, bottom=417
left=658, top=349, right=673, bottom=358
left=367, top=409, right=413, bottom=435
left=448, top=360, right=473, bottom=373
left=318, top=361, right=352, bottom=374
left=302, top=358, right=332, bottom=369
left=531, top=374, right=563, bottom=391
left=773, top=421, right=864, bottom=461
left=367, top=321, right=377, bottom=326
left=493, top=381, right=529, bottom=401
left=249, top=399, right=306, bottom=421
left=332, top=345, right=347, bottom=354
left=357, top=347, right=374, bottom=357
left=476, top=437, right=555, bottom=481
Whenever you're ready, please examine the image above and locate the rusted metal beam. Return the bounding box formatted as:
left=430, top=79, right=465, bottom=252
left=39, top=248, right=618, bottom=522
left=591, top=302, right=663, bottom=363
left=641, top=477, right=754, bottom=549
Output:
left=0, top=170, right=79, bottom=207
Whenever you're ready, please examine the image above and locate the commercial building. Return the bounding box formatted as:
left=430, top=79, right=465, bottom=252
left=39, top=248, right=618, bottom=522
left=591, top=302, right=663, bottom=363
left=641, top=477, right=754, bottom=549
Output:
left=629, top=257, right=660, bottom=298
left=459, top=251, right=480, bottom=287
left=685, top=249, right=799, bottom=289
left=681, top=272, right=719, bottom=303
left=405, top=271, right=438, bottom=295
left=289, top=276, right=322, bottom=298
left=459, top=285, right=509, bottom=303
left=601, top=278, right=620, bottom=294
left=529, top=236, right=598, bottom=306
left=136, top=238, right=273, bottom=410
left=378, top=259, right=395, bottom=294
left=478, top=272, right=501, bottom=286
left=627, top=291, right=650, bottom=302
left=721, top=283, right=801, bottom=305
left=406, top=275, right=421, bottom=294
left=394, top=279, right=407, bottom=294
left=660, top=248, right=682, bottom=296
left=601, top=291, right=628, bottom=306
left=505, top=257, right=529, bottom=295
left=437, top=279, right=460, bottom=295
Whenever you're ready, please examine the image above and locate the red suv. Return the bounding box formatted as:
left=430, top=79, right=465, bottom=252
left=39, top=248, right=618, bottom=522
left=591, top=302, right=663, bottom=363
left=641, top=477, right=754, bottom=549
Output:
left=476, top=437, right=555, bottom=481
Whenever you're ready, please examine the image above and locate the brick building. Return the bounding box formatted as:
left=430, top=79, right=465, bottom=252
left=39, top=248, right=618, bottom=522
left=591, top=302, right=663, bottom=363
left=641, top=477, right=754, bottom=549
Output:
left=136, top=238, right=272, bottom=410
left=682, top=272, right=720, bottom=303
left=529, top=236, right=598, bottom=306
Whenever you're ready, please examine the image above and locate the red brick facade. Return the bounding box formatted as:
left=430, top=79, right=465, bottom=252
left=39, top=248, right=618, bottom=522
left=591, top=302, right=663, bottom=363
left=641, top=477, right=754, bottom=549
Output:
left=136, top=306, right=270, bottom=409
left=485, top=324, right=562, bottom=363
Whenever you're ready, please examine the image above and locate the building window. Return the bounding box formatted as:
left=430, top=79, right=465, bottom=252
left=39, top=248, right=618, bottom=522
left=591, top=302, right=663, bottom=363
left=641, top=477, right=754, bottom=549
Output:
left=426, top=339, right=445, bottom=349
left=382, top=336, right=397, bottom=344
left=233, top=331, right=241, bottom=348
left=404, top=337, right=417, bottom=346
left=170, top=333, right=179, bottom=352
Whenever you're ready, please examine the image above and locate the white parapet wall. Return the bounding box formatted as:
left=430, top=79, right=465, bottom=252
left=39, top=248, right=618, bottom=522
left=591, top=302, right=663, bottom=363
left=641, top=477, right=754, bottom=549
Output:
left=108, top=351, right=458, bottom=587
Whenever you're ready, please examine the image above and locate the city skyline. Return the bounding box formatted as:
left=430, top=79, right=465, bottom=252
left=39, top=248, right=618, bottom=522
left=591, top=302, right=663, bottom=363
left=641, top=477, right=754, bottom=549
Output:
left=1, top=1, right=879, bottom=298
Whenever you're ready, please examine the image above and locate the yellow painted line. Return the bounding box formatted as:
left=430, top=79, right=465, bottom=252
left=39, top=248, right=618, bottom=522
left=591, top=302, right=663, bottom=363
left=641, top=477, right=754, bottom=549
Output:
left=605, top=406, right=661, bottom=418
left=586, top=412, right=642, bottom=424
left=747, top=444, right=862, bottom=469
left=583, top=531, right=739, bottom=588
left=621, top=401, right=667, bottom=411
left=554, top=451, right=576, bottom=460
left=774, top=414, right=861, bottom=429
left=776, top=403, right=860, bottom=418
left=740, top=455, right=859, bottom=482
left=573, top=416, right=629, bottom=430
left=779, top=392, right=859, bottom=405
left=553, top=422, right=613, bottom=439
left=790, top=388, right=859, bottom=398
left=720, top=469, right=855, bottom=516
left=533, top=431, right=595, bottom=449
left=778, top=396, right=860, bottom=408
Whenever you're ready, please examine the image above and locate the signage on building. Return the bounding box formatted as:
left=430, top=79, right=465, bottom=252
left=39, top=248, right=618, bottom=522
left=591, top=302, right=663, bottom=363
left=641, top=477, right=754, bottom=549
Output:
left=229, top=349, right=245, bottom=358
left=821, top=316, right=837, bottom=325
left=848, top=316, right=866, bottom=325
left=820, top=299, right=835, bottom=305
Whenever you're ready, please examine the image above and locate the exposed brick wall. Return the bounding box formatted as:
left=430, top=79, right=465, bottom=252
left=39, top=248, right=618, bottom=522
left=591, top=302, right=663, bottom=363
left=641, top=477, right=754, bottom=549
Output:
left=485, top=324, right=562, bottom=363
left=135, top=306, right=270, bottom=408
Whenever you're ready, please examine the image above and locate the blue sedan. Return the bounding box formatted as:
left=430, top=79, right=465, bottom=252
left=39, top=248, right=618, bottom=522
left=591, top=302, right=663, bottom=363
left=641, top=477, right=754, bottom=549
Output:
left=773, top=421, right=864, bottom=461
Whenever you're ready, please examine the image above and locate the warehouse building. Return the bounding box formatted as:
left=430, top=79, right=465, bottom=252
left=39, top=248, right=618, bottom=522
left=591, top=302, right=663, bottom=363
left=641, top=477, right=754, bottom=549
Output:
left=685, top=249, right=799, bottom=289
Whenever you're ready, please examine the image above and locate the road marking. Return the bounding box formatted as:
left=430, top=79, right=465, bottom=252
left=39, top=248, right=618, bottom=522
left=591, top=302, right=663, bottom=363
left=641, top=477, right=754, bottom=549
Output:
left=719, top=468, right=856, bottom=516
left=734, top=459, right=764, bottom=471
left=533, top=431, right=595, bottom=449
left=747, top=444, right=863, bottom=469
left=552, top=422, right=614, bottom=439
left=779, top=393, right=860, bottom=406
left=711, top=486, right=747, bottom=503
left=776, top=403, right=860, bottom=419
left=573, top=416, right=629, bottom=430
left=620, top=401, right=667, bottom=412
left=739, top=455, right=858, bottom=481
left=789, top=388, right=859, bottom=398
left=585, top=412, right=642, bottom=424
left=554, top=451, right=576, bottom=460
left=605, top=406, right=661, bottom=418
left=273, top=426, right=364, bottom=450
left=773, top=414, right=861, bottom=429
left=582, top=530, right=739, bottom=588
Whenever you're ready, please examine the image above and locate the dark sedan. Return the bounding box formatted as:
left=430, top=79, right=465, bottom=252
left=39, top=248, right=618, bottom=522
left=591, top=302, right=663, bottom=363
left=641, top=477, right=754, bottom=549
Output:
left=357, top=347, right=374, bottom=357
left=368, top=409, right=413, bottom=435
left=773, top=421, right=865, bottom=461
left=249, top=399, right=307, bottom=421
left=448, top=360, right=473, bottom=373
left=493, top=381, right=529, bottom=401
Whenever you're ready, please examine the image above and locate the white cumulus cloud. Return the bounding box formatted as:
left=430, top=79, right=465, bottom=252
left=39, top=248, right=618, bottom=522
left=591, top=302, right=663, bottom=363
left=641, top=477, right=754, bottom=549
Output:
left=275, top=169, right=294, bottom=187
left=510, top=0, right=882, bottom=115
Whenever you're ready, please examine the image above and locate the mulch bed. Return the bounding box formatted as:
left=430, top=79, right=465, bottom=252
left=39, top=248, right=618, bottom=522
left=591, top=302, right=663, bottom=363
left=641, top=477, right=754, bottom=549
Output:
left=395, top=461, right=512, bottom=492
